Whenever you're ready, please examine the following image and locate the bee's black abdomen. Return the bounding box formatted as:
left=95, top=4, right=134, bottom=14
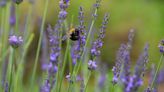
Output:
left=70, top=29, right=80, bottom=41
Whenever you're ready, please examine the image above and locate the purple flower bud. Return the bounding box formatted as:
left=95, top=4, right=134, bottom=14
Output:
left=40, top=80, right=51, bottom=92
left=50, top=53, right=59, bottom=62
left=8, top=35, right=23, bottom=48
left=158, top=39, right=164, bottom=53
left=59, top=0, right=70, bottom=10
left=58, top=10, right=67, bottom=19
left=53, top=65, right=58, bottom=73
left=88, top=60, right=97, bottom=70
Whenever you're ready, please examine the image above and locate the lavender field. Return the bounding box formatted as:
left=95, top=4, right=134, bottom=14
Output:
left=0, top=0, right=164, bottom=92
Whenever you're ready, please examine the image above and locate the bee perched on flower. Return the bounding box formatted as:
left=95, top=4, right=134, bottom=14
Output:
left=68, top=28, right=80, bottom=41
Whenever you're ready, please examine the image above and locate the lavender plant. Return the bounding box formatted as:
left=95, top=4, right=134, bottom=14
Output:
left=0, top=0, right=164, bottom=92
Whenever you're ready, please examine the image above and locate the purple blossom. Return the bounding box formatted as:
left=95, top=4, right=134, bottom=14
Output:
left=112, top=44, right=127, bottom=85
left=0, top=0, right=6, bottom=7
left=94, top=0, right=101, bottom=9
left=121, top=50, right=131, bottom=89
left=158, top=39, right=164, bottom=53
left=112, top=30, right=135, bottom=86
left=88, top=60, right=97, bottom=70
left=9, top=4, right=16, bottom=26
left=98, top=74, right=106, bottom=88
left=40, top=80, right=51, bottom=92
left=8, top=35, right=23, bottom=48
left=5, top=82, right=8, bottom=92
left=41, top=0, right=70, bottom=90
left=78, top=6, right=86, bottom=50
left=59, top=0, right=70, bottom=10
left=71, top=41, right=81, bottom=65
left=58, top=10, right=67, bottom=19
left=157, top=68, right=164, bottom=84
left=91, top=14, right=109, bottom=58
left=70, top=6, right=86, bottom=65
left=125, top=44, right=149, bottom=92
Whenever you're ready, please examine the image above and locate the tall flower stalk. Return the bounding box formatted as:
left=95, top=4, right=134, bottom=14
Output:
left=84, top=13, right=109, bottom=92
left=31, top=0, right=49, bottom=89
left=150, top=39, right=164, bottom=89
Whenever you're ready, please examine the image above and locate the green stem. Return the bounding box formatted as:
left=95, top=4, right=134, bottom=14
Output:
left=31, top=0, right=49, bottom=88
left=150, top=54, right=164, bottom=89
left=112, top=85, right=115, bottom=92
left=58, top=39, right=70, bottom=92
left=14, top=34, right=34, bottom=92
left=8, top=48, right=14, bottom=92
left=74, top=8, right=98, bottom=77
left=67, top=66, right=76, bottom=92
left=84, top=71, right=91, bottom=92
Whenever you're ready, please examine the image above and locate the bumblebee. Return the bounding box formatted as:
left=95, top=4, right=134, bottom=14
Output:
left=68, top=28, right=80, bottom=41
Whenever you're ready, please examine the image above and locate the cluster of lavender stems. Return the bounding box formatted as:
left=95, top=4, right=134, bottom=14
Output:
left=1, top=0, right=164, bottom=92
left=112, top=29, right=135, bottom=85
left=41, top=0, right=70, bottom=92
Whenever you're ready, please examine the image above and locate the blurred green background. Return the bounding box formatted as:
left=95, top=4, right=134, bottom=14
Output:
left=19, top=0, right=164, bottom=67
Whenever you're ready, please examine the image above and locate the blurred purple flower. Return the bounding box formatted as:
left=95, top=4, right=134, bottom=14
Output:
left=112, top=29, right=135, bottom=86
left=157, top=68, right=164, bottom=84
left=8, top=35, right=23, bottom=48
left=88, top=60, right=97, bottom=70
left=9, top=4, right=16, bottom=26
left=71, top=42, right=81, bottom=65
left=112, top=44, right=126, bottom=85
left=5, top=82, right=8, bottom=92
left=158, top=39, right=164, bottom=53
left=125, top=44, right=149, bottom=92
left=121, top=50, right=131, bottom=89
left=40, top=80, right=51, bottom=92
left=58, top=10, right=67, bottom=19
left=98, top=74, right=106, bottom=88
left=0, top=0, right=6, bottom=7
left=59, top=0, right=70, bottom=10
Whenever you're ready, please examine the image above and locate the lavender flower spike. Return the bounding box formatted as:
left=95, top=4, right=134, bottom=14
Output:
left=112, top=44, right=127, bottom=85
left=126, top=43, right=149, bottom=92
left=91, top=13, right=109, bottom=58
left=40, top=80, right=51, bottom=92
left=8, top=35, right=23, bottom=48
